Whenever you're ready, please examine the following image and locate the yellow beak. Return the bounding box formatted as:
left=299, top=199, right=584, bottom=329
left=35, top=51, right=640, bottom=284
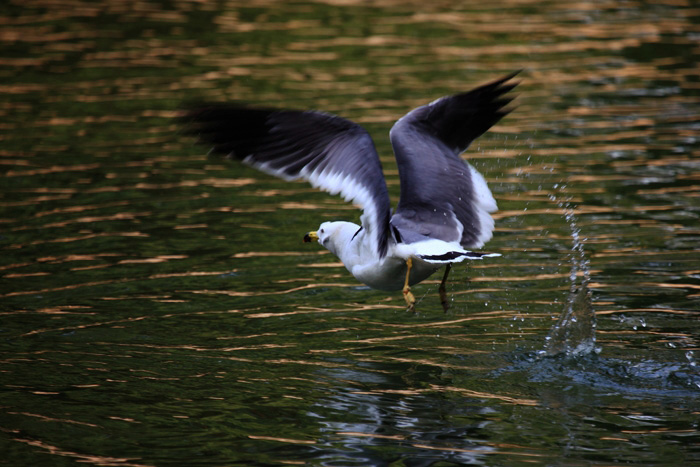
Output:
left=303, top=231, right=319, bottom=243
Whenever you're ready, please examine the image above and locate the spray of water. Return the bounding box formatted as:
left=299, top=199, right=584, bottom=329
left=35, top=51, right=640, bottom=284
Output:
left=541, top=194, right=598, bottom=357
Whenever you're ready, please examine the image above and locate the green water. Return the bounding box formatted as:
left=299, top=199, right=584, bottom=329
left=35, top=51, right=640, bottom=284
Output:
left=2, top=0, right=699, bottom=465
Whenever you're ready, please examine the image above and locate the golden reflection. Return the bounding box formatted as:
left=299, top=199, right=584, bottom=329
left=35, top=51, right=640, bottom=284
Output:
left=587, top=219, right=665, bottom=227
left=33, top=201, right=129, bottom=218
left=9, top=231, right=148, bottom=249
left=639, top=282, right=700, bottom=291
left=21, top=315, right=150, bottom=337
left=352, top=353, right=494, bottom=371
left=240, top=223, right=273, bottom=230
left=336, top=432, right=405, bottom=440
left=637, top=185, right=700, bottom=195
left=430, top=38, right=645, bottom=60
left=597, top=308, right=696, bottom=316
left=344, top=334, right=433, bottom=344
left=302, top=327, right=353, bottom=335
left=107, top=416, right=141, bottom=423
left=3, top=272, right=50, bottom=278
left=279, top=201, right=356, bottom=210
left=0, top=194, right=73, bottom=207
left=217, top=333, right=278, bottom=340
left=350, top=385, right=537, bottom=406
left=247, top=435, right=316, bottom=445
left=118, top=255, right=187, bottom=264
left=264, top=358, right=354, bottom=368
left=492, top=208, right=565, bottom=219
left=5, top=163, right=100, bottom=177
left=245, top=303, right=396, bottom=318
left=0, top=306, right=94, bottom=316
left=220, top=344, right=296, bottom=352
left=195, top=206, right=275, bottom=214
left=37, top=253, right=122, bottom=263
left=621, top=429, right=698, bottom=435
left=2, top=280, right=119, bottom=299
left=431, top=385, right=538, bottom=406
left=12, top=438, right=154, bottom=467
left=148, top=270, right=235, bottom=278
left=411, top=443, right=544, bottom=457
left=594, top=248, right=697, bottom=258
left=41, top=212, right=151, bottom=228
left=0, top=81, right=47, bottom=92
left=347, top=312, right=520, bottom=329
left=470, top=271, right=595, bottom=282
left=243, top=188, right=315, bottom=197
left=107, top=178, right=257, bottom=190
left=233, top=251, right=328, bottom=258
left=173, top=224, right=207, bottom=230
left=298, top=262, right=344, bottom=268
left=1, top=270, right=235, bottom=299
left=6, top=411, right=100, bottom=428
left=611, top=156, right=695, bottom=168
left=188, top=284, right=358, bottom=301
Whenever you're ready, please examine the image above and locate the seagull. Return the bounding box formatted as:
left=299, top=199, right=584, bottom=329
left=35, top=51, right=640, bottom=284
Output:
left=183, top=72, right=518, bottom=311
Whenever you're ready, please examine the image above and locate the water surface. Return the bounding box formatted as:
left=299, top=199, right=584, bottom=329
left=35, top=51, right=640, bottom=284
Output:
left=1, top=0, right=699, bottom=465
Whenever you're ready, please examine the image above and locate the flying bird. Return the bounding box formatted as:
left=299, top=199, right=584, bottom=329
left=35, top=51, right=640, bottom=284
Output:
left=183, top=72, right=518, bottom=311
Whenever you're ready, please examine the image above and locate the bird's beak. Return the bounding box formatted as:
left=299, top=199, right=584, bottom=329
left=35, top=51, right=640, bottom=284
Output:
left=303, top=231, right=319, bottom=243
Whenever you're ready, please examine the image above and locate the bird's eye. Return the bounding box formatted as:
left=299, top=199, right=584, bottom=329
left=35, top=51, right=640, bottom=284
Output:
left=320, top=228, right=325, bottom=234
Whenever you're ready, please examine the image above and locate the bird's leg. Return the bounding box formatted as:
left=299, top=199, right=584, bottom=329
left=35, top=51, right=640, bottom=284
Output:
left=403, top=257, right=416, bottom=312
left=439, top=263, right=452, bottom=312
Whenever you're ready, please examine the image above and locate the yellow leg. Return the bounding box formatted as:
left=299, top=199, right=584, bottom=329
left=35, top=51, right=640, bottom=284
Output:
left=439, top=263, right=452, bottom=312
left=402, top=257, right=416, bottom=311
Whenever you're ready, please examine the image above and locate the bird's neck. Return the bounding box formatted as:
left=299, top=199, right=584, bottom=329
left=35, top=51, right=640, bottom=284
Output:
left=327, top=222, right=362, bottom=264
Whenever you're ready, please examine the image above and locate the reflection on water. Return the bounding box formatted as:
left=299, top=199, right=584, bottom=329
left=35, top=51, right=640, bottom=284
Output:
left=1, top=0, right=700, bottom=464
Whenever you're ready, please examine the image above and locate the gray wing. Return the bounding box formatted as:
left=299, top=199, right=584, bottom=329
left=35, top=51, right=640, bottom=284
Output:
left=389, top=72, right=519, bottom=249
left=183, top=104, right=391, bottom=257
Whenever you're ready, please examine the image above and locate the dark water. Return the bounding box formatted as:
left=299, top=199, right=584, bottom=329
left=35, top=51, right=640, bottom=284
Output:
left=2, top=0, right=700, bottom=465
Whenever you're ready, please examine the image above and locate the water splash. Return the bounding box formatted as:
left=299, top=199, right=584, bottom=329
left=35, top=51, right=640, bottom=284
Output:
left=541, top=198, right=598, bottom=357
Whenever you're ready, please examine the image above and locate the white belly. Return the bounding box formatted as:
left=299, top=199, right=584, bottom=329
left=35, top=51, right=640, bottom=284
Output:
left=351, top=256, right=441, bottom=291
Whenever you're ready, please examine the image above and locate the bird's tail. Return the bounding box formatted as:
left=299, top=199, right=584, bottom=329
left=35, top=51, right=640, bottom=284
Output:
left=419, top=251, right=501, bottom=264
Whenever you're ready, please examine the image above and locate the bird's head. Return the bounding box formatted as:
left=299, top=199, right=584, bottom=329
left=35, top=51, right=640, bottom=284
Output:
left=304, top=221, right=357, bottom=258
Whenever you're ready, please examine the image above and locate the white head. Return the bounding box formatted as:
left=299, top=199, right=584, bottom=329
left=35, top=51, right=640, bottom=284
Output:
left=304, top=221, right=358, bottom=259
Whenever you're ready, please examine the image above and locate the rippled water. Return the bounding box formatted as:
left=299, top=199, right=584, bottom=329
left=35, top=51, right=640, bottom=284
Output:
left=2, top=0, right=699, bottom=465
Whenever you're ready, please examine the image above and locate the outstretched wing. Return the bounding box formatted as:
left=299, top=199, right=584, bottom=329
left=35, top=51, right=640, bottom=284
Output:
left=389, top=72, right=519, bottom=249
left=183, top=104, right=392, bottom=257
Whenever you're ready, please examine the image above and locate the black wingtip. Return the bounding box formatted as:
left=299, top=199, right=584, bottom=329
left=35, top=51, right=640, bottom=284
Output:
left=178, top=102, right=286, bottom=160
left=415, top=71, right=522, bottom=152
left=481, top=70, right=522, bottom=98
left=491, top=70, right=523, bottom=87
left=474, top=71, right=522, bottom=107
